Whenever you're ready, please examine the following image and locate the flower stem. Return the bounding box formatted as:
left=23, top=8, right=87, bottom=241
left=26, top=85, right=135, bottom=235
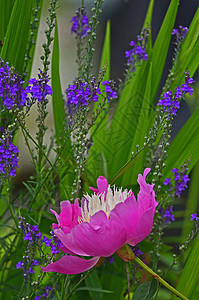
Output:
left=134, top=256, right=189, bottom=300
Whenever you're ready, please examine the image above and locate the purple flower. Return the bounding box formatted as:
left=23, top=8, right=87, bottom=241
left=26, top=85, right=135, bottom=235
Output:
left=24, top=231, right=32, bottom=241
left=125, top=28, right=149, bottom=72
left=27, top=267, right=35, bottom=274
left=32, top=259, right=39, bottom=266
left=0, top=131, right=19, bottom=179
left=66, top=77, right=101, bottom=110
left=43, top=236, right=52, bottom=247
left=16, top=261, right=24, bottom=269
left=172, top=26, right=188, bottom=42
left=163, top=178, right=171, bottom=185
left=157, top=73, right=194, bottom=116
left=102, top=80, right=117, bottom=101
left=71, top=7, right=90, bottom=38
left=28, top=70, right=52, bottom=103
left=159, top=206, right=175, bottom=225
left=105, top=256, right=114, bottom=265
left=163, top=206, right=175, bottom=224
left=164, top=166, right=190, bottom=198
left=0, top=58, right=28, bottom=109
left=190, top=213, right=198, bottom=221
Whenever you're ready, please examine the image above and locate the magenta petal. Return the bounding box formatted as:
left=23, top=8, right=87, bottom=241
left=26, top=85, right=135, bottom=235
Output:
left=54, top=228, right=89, bottom=256
left=96, top=176, right=108, bottom=193
left=128, top=206, right=156, bottom=246
left=41, top=256, right=100, bottom=275
left=89, top=176, right=109, bottom=195
left=110, top=196, right=139, bottom=242
left=137, top=168, right=158, bottom=216
left=71, top=210, right=127, bottom=257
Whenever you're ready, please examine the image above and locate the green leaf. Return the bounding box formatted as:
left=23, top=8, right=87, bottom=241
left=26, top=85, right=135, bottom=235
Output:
left=142, top=0, right=155, bottom=29
left=172, top=234, right=199, bottom=299
left=51, top=19, right=74, bottom=200
left=52, top=20, right=67, bottom=145
left=24, top=0, right=44, bottom=81
left=151, top=0, right=179, bottom=100
left=0, top=0, right=14, bottom=41
left=181, top=160, right=199, bottom=239
left=163, top=107, right=199, bottom=179
left=87, top=0, right=179, bottom=187
left=100, top=20, right=111, bottom=81
left=171, top=7, right=199, bottom=90
left=0, top=0, right=33, bottom=74
left=76, top=287, right=112, bottom=294
left=132, top=279, right=158, bottom=300
left=85, top=270, right=103, bottom=300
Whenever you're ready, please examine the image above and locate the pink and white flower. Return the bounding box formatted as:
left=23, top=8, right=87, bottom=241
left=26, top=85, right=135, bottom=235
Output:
left=41, top=168, right=157, bottom=274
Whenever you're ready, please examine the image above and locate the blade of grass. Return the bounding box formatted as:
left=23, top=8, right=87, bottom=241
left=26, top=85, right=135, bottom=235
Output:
left=0, top=0, right=33, bottom=74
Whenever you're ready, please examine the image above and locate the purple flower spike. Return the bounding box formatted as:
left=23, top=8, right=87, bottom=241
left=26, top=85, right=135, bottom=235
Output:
left=190, top=213, right=197, bottom=221
left=0, top=131, right=19, bottom=179
left=157, top=72, right=194, bottom=116
left=71, top=7, right=90, bottom=38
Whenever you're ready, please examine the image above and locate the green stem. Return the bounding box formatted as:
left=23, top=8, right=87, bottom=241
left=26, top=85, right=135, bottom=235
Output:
left=134, top=256, right=189, bottom=300
left=65, top=267, right=95, bottom=299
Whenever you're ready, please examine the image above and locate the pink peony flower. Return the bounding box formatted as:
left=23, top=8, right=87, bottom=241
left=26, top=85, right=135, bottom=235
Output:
left=41, top=168, right=157, bottom=274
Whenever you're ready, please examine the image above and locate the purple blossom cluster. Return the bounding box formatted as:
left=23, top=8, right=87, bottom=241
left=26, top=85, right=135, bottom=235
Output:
left=125, top=29, right=149, bottom=71
left=66, top=78, right=117, bottom=111
left=190, top=212, right=199, bottom=223
left=66, top=78, right=101, bottom=108
left=0, top=58, right=53, bottom=110
left=0, top=58, right=28, bottom=109
left=163, top=167, right=190, bottom=198
left=172, top=26, right=188, bottom=42
left=33, top=286, right=54, bottom=300
left=102, top=80, right=117, bottom=101
left=17, top=218, right=63, bottom=279
left=159, top=205, right=175, bottom=225
left=71, top=7, right=90, bottom=38
left=157, top=73, right=194, bottom=116
left=27, top=70, right=53, bottom=103
left=131, top=244, right=143, bottom=256
left=0, top=131, right=19, bottom=178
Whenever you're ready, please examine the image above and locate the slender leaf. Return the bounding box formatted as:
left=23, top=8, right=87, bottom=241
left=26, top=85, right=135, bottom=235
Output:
left=172, top=234, right=199, bottom=299
left=0, top=0, right=33, bottom=74
left=132, top=279, right=158, bottom=300
left=85, top=270, right=103, bottom=300
left=51, top=19, right=74, bottom=199
left=142, top=0, right=155, bottom=29
left=151, top=0, right=179, bottom=100
left=0, top=0, right=14, bottom=42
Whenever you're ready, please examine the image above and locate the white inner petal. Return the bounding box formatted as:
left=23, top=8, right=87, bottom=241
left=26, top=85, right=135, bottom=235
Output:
left=81, top=185, right=132, bottom=223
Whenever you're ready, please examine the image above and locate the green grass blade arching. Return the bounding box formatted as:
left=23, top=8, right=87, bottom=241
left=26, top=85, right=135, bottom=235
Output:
left=0, top=0, right=33, bottom=74
left=0, top=0, right=14, bottom=44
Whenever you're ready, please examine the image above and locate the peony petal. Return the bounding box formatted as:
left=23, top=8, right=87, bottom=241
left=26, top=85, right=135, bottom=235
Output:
left=128, top=206, right=156, bottom=246
left=137, top=168, right=158, bottom=216
left=54, top=228, right=89, bottom=256
left=89, top=176, right=109, bottom=196
left=71, top=210, right=127, bottom=257
left=96, top=176, right=109, bottom=194
left=110, top=196, right=139, bottom=242
left=41, top=255, right=100, bottom=275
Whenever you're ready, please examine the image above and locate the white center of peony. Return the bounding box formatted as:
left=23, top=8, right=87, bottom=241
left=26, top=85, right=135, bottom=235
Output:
left=79, top=186, right=133, bottom=223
